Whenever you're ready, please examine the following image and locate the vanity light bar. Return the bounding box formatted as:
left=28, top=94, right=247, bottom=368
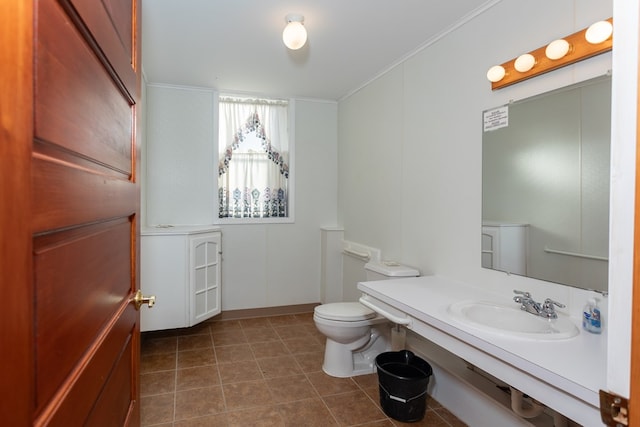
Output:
left=488, top=18, right=613, bottom=90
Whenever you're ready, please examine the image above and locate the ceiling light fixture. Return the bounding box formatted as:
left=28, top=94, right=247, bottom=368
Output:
left=283, top=14, right=307, bottom=50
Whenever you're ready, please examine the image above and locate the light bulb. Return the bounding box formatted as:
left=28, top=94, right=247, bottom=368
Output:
left=585, top=20, right=612, bottom=44
left=514, top=54, right=536, bottom=72
left=486, top=65, right=506, bottom=83
left=283, top=15, right=307, bottom=50
left=545, top=39, right=570, bottom=60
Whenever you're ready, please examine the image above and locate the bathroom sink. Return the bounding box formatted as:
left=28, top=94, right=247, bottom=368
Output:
left=447, top=300, right=579, bottom=340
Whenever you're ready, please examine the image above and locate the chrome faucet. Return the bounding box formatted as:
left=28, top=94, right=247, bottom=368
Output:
left=513, top=290, right=565, bottom=319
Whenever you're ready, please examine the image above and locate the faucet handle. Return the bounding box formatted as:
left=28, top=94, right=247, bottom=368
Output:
left=544, top=298, right=565, bottom=309
left=513, top=290, right=531, bottom=298
left=541, top=298, right=565, bottom=319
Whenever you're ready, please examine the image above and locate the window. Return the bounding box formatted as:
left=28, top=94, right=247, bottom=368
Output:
left=217, top=96, right=292, bottom=221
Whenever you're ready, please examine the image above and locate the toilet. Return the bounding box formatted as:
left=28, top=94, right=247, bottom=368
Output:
left=313, top=261, right=420, bottom=378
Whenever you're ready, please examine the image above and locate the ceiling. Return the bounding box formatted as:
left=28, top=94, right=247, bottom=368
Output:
left=142, top=0, right=494, bottom=101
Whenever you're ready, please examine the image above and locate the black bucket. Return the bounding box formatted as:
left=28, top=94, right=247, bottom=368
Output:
left=375, top=350, right=433, bottom=423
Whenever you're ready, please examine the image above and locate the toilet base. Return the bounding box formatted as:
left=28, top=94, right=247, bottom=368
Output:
left=321, top=325, right=391, bottom=378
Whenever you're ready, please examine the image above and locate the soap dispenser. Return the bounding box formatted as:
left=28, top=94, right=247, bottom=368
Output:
left=582, top=298, right=602, bottom=334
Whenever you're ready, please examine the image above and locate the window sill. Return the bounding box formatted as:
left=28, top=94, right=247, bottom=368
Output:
left=215, top=217, right=294, bottom=225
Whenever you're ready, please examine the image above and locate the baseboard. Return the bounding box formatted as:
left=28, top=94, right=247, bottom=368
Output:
left=212, top=303, right=320, bottom=321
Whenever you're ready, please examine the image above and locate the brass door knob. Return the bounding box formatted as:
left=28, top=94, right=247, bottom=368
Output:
left=132, top=289, right=156, bottom=310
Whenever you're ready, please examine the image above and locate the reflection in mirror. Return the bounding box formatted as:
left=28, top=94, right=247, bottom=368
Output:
left=482, top=76, right=611, bottom=292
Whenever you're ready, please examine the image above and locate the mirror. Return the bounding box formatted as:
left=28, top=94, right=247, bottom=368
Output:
left=482, top=75, right=611, bottom=292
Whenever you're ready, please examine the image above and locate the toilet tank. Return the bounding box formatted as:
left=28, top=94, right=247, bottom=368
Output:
left=364, top=261, right=419, bottom=281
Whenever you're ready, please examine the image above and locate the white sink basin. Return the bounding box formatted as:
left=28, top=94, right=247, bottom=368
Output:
left=447, top=300, right=579, bottom=340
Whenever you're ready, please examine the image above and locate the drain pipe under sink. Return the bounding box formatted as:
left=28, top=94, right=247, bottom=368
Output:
left=509, top=387, right=544, bottom=419
left=510, top=388, right=569, bottom=426
left=391, top=324, right=406, bottom=350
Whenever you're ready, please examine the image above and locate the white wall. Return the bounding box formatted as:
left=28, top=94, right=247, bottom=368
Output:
left=339, top=0, right=613, bottom=308
left=221, top=99, right=339, bottom=309
left=145, top=85, right=217, bottom=225
left=143, top=85, right=338, bottom=310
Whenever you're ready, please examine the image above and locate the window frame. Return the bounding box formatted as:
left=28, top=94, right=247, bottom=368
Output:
left=213, top=92, right=295, bottom=225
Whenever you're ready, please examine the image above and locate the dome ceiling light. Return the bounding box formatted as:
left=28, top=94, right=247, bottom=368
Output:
left=283, top=14, right=307, bottom=50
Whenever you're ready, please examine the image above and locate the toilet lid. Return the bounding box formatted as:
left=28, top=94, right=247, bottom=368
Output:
left=314, top=302, right=377, bottom=321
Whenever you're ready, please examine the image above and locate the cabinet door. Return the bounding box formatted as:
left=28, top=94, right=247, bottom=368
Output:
left=481, top=225, right=528, bottom=275
left=190, top=233, right=222, bottom=325
left=140, top=235, right=189, bottom=331
left=481, top=227, right=498, bottom=269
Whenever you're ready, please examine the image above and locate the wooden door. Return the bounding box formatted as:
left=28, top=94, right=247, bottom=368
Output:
left=631, top=10, right=640, bottom=423
left=0, top=0, right=143, bottom=425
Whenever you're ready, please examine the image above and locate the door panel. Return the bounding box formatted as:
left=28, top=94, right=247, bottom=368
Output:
left=36, top=0, right=133, bottom=176
left=31, top=153, right=137, bottom=232
left=41, top=306, right=137, bottom=425
left=85, top=334, right=136, bottom=425
left=70, top=0, right=137, bottom=95
left=33, top=219, right=131, bottom=411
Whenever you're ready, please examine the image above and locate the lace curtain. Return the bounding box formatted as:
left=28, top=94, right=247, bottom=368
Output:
left=218, top=96, right=290, bottom=218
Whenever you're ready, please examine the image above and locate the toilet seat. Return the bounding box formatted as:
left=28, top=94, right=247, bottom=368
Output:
left=314, top=302, right=376, bottom=322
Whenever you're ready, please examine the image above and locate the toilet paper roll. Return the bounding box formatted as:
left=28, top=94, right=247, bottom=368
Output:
left=391, top=325, right=406, bottom=351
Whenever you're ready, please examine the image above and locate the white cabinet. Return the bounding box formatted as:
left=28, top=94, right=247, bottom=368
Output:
left=140, top=226, right=221, bottom=332
left=481, top=223, right=528, bottom=275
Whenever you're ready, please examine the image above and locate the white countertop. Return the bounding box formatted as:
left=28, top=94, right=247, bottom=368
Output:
left=357, top=275, right=607, bottom=410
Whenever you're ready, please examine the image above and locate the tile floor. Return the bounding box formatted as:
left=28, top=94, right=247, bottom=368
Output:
left=140, top=312, right=468, bottom=427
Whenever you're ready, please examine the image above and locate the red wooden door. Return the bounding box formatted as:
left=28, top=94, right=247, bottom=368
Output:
left=631, top=10, right=640, bottom=424
left=0, top=0, right=144, bottom=425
